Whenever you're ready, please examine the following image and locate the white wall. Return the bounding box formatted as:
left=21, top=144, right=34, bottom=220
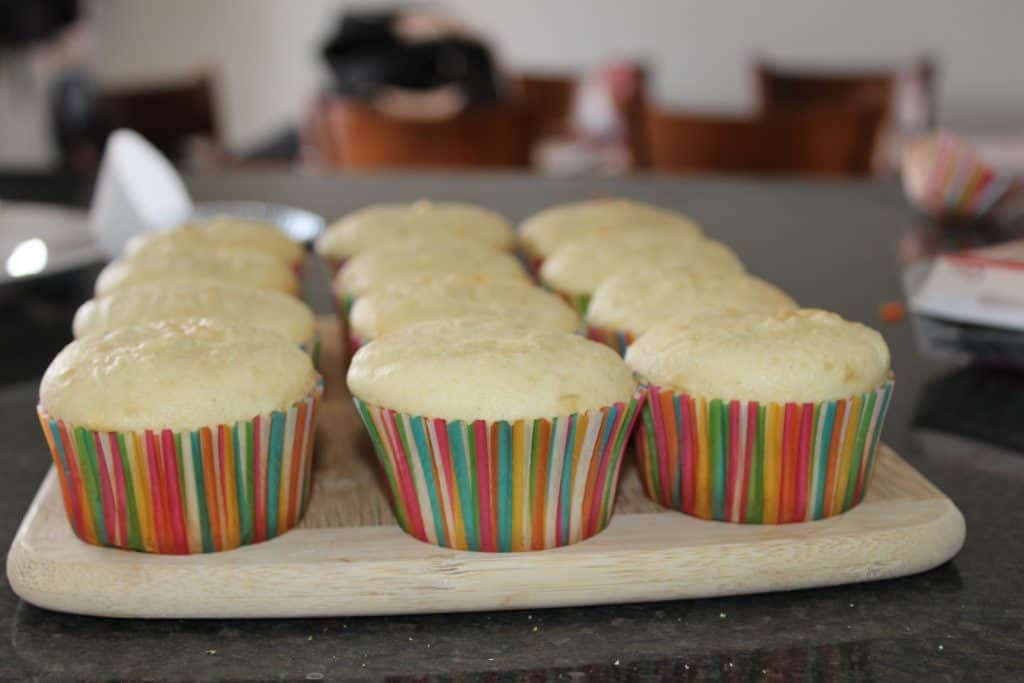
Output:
left=4, top=0, right=1022, bottom=163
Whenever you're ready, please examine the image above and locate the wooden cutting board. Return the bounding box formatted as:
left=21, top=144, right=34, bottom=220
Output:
left=6, top=317, right=965, bottom=618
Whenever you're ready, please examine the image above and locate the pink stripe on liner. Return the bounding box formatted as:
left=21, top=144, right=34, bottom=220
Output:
left=93, top=432, right=118, bottom=546
left=474, top=421, right=495, bottom=552
left=108, top=432, right=129, bottom=547
left=161, top=430, right=189, bottom=554
left=795, top=403, right=814, bottom=522
left=145, top=431, right=168, bottom=553
left=680, top=396, right=696, bottom=516
left=385, top=410, right=427, bottom=541
left=649, top=388, right=671, bottom=504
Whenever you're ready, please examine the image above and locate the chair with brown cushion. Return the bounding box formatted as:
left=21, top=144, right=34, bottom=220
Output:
left=320, top=99, right=530, bottom=169
left=645, top=106, right=885, bottom=176
left=99, top=75, right=220, bottom=162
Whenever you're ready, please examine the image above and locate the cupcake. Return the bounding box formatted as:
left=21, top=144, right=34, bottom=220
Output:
left=316, top=200, right=514, bottom=271
left=95, top=247, right=301, bottom=297
left=519, top=198, right=701, bottom=273
left=626, top=309, right=893, bottom=524
left=73, top=279, right=320, bottom=365
left=125, top=216, right=306, bottom=272
left=586, top=267, right=796, bottom=354
left=539, top=230, right=744, bottom=314
left=347, top=317, right=643, bottom=551
left=333, top=238, right=529, bottom=316
left=348, top=276, right=580, bottom=353
left=37, top=318, right=323, bottom=553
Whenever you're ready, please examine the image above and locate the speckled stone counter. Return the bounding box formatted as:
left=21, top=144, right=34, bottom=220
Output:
left=1, top=174, right=1022, bottom=681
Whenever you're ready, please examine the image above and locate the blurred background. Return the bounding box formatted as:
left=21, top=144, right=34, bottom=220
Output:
left=1, top=0, right=1022, bottom=177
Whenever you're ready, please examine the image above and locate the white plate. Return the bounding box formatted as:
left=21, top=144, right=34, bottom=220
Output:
left=0, top=202, right=103, bottom=284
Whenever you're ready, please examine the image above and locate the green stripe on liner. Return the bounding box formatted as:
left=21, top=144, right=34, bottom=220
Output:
left=411, top=417, right=447, bottom=547
left=709, top=400, right=727, bottom=521
left=234, top=422, right=252, bottom=546
left=641, top=406, right=661, bottom=502
left=843, top=392, right=877, bottom=511
left=529, top=420, right=543, bottom=528
left=354, top=400, right=408, bottom=531
left=558, top=415, right=577, bottom=547
left=747, top=406, right=766, bottom=524
left=116, top=432, right=143, bottom=551
left=266, top=412, right=285, bottom=538
left=76, top=427, right=107, bottom=546
left=861, top=385, right=893, bottom=495
left=189, top=430, right=213, bottom=553
left=448, top=421, right=478, bottom=551
left=497, top=421, right=513, bottom=552
left=602, top=402, right=635, bottom=527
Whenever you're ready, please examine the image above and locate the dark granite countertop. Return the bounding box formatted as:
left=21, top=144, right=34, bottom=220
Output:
left=1, top=173, right=1023, bottom=681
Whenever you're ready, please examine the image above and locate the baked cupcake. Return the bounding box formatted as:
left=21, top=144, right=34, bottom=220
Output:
left=348, top=276, right=580, bottom=352
left=95, top=247, right=301, bottom=297
left=586, top=267, right=796, bottom=354
left=626, top=309, right=893, bottom=524
left=519, top=198, right=701, bottom=273
left=539, top=230, right=744, bottom=314
left=316, top=200, right=513, bottom=271
left=347, top=317, right=643, bottom=551
left=38, top=318, right=323, bottom=553
left=73, top=279, right=320, bottom=365
left=125, top=216, right=306, bottom=272
left=333, top=238, right=529, bottom=316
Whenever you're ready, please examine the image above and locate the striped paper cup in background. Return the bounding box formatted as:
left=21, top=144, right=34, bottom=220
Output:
left=547, top=288, right=591, bottom=317
left=633, top=380, right=894, bottom=524
left=902, top=132, right=1020, bottom=221
left=300, top=333, right=322, bottom=370
left=37, top=380, right=323, bottom=554
left=353, top=393, right=645, bottom=551
left=586, top=324, right=637, bottom=357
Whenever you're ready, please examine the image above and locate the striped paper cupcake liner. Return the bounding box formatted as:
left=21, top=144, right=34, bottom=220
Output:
left=37, top=379, right=324, bottom=554
left=634, top=380, right=894, bottom=524
left=353, top=393, right=644, bottom=551
left=586, top=324, right=637, bottom=356
left=349, top=334, right=367, bottom=357
left=547, top=288, right=590, bottom=316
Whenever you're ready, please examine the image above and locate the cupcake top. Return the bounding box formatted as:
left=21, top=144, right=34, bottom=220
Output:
left=95, top=248, right=301, bottom=297
left=40, top=318, right=318, bottom=432
left=347, top=317, right=636, bottom=421
left=334, top=238, right=528, bottom=299
left=317, top=200, right=513, bottom=260
left=587, top=267, right=796, bottom=336
left=519, top=198, right=701, bottom=259
left=625, top=309, right=891, bottom=403
left=125, top=217, right=304, bottom=265
left=73, top=279, right=316, bottom=345
left=540, top=230, right=744, bottom=296
left=349, top=276, right=580, bottom=340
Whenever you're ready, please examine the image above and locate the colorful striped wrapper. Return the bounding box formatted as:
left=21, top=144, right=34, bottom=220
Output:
left=353, top=393, right=644, bottom=551
left=547, top=288, right=590, bottom=316
left=37, top=380, right=323, bottom=554
left=633, top=380, right=894, bottom=523
left=586, top=325, right=637, bottom=357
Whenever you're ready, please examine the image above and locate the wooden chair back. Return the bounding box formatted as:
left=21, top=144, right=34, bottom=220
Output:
left=321, top=99, right=530, bottom=169
left=99, top=75, right=219, bottom=161
left=645, top=106, right=885, bottom=176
